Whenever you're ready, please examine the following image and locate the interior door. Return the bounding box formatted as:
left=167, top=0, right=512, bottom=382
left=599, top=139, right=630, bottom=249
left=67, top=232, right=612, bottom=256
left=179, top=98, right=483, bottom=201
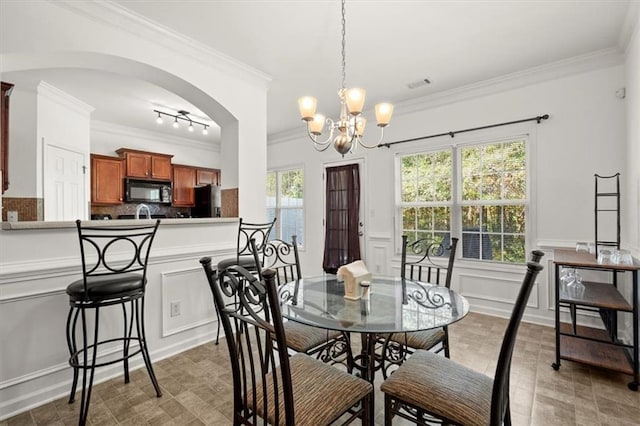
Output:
left=44, top=143, right=86, bottom=221
left=322, top=159, right=365, bottom=273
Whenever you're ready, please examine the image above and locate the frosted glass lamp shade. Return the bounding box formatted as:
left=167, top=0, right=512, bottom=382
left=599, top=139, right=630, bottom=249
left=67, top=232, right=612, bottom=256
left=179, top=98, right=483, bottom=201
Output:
left=298, top=96, right=317, bottom=121
left=309, top=114, right=325, bottom=135
left=355, top=117, right=366, bottom=137
left=375, top=103, right=394, bottom=127
left=345, top=88, right=366, bottom=115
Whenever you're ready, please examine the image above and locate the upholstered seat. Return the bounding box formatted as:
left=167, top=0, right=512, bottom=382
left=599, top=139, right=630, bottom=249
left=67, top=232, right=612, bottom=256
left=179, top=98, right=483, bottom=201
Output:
left=66, top=273, right=144, bottom=301
left=381, top=349, right=492, bottom=425
left=281, top=320, right=342, bottom=354
left=388, top=328, right=445, bottom=352
left=251, top=353, right=372, bottom=426
left=216, top=255, right=257, bottom=271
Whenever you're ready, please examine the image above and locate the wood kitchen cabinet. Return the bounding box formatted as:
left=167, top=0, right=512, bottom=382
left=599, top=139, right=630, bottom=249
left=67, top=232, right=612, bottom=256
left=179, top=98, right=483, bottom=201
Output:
left=116, top=148, right=173, bottom=180
left=196, top=167, right=221, bottom=186
left=91, top=154, right=124, bottom=205
left=172, top=165, right=196, bottom=207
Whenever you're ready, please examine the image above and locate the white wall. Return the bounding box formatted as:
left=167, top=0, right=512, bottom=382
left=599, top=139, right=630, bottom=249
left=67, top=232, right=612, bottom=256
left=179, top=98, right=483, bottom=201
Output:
left=0, top=0, right=268, bottom=419
left=625, top=10, right=640, bottom=256
left=269, top=61, right=627, bottom=327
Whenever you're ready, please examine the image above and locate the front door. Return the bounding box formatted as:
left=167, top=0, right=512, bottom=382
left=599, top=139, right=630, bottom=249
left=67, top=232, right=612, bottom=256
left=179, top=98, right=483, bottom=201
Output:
left=322, top=160, right=364, bottom=273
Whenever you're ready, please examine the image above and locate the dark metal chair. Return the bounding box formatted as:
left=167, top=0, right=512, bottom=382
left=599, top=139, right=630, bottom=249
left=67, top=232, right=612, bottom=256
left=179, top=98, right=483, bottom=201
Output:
left=380, top=254, right=544, bottom=426
left=66, top=220, right=162, bottom=425
left=199, top=259, right=373, bottom=425
left=213, top=217, right=276, bottom=343
left=250, top=236, right=351, bottom=365
left=380, top=235, right=459, bottom=378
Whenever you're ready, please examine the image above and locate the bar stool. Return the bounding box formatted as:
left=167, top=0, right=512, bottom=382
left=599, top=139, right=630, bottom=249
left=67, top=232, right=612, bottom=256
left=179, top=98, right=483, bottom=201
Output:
left=66, top=220, right=162, bottom=425
left=213, top=217, right=276, bottom=343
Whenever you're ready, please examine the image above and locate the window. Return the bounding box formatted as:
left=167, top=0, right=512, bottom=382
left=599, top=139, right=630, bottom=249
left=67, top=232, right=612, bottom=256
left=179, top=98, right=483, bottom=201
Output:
left=398, top=138, right=528, bottom=264
left=267, top=168, right=304, bottom=246
left=460, top=140, right=527, bottom=263
left=400, top=150, right=452, bottom=248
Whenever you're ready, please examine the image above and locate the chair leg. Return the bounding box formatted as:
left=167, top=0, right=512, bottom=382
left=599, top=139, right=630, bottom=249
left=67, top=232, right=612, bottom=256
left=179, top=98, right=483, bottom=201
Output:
left=122, top=302, right=133, bottom=384
left=443, top=327, right=451, bottom=358
left=504, top=400, right=512, bottom=426
left=66, top=307, right=80, bottom=404
left=136, top=298, right=162, bottom=397
left=215, top=307, right=221, bottom=345
left=384, top=394, right=393, bottom=426
left=78, top=306, right=100, bottom=425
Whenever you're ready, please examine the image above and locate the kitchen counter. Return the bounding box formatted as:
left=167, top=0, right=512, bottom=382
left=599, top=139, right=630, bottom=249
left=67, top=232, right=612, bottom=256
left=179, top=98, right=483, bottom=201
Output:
left=1, top=217, right=238, bottom=230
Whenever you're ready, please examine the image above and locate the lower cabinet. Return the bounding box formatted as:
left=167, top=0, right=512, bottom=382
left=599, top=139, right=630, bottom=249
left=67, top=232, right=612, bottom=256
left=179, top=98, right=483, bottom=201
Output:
left=172, top=165, right=196, bottom=207
left=91, top=154, right=123, bottom=205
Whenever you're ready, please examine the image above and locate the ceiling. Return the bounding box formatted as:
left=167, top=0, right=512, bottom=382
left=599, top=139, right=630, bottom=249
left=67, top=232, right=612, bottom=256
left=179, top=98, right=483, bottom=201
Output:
left=4, top=1, right=634, bottom=144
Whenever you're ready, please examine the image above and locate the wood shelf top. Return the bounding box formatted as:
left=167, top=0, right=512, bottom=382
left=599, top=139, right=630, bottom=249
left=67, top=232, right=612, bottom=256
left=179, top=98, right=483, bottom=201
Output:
left=559, top=281, right=633, bottom=311
left=559, top=323, right=633, bottom=375
left=553, top=249, right=639, bottom=271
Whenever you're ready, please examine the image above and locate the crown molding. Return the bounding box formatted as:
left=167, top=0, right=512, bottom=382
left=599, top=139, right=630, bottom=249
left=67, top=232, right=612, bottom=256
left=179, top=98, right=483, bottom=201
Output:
left=37, top=81, right=95, bottom=116
left=268, top=48, right=625, bottom=145
left=91, top=120, right=220, bottom=153
left=50, top=0, right=271, bottom=89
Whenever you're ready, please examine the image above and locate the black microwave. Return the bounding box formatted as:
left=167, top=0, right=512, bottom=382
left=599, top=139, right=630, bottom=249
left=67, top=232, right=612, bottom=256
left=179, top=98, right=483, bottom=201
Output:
left=125, top=179, right=172, bottom=204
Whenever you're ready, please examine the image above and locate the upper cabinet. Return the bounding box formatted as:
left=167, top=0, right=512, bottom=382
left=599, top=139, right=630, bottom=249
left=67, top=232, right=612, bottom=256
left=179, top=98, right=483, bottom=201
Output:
left=196, top=168, right=221, bottom=186
left=116, top=148, right=173, bottom=181
left=172, top=165, right=196, bottom=207
left=91, top=154, right=123, bottom=205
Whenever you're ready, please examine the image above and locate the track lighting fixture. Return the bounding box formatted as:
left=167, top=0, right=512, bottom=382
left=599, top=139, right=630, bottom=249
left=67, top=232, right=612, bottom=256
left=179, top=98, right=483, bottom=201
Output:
left=154, top=109, right=210, bottom=136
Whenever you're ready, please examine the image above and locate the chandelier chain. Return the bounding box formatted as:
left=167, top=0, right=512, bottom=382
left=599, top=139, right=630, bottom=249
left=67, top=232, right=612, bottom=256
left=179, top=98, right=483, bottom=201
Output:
left=341, top=0, right=346, bottom=91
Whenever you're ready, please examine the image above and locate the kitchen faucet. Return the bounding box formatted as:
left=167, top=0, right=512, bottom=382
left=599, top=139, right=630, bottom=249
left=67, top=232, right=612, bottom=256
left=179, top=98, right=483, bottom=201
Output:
left=135, top=203, right=151, bottom=220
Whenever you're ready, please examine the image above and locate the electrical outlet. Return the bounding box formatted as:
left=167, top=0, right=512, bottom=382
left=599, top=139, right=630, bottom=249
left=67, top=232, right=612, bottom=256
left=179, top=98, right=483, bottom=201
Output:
left=170, top=301, right=181, bottom=317
left=7, top=211, right=18, bottom=222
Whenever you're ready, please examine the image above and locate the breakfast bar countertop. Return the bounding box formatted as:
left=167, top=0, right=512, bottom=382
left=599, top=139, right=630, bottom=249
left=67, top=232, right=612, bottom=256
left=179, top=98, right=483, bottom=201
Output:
left=0, top=217, right=238, bottom=230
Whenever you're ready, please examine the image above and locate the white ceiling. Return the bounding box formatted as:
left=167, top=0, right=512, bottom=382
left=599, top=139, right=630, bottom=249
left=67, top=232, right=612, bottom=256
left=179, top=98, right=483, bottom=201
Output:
left=3, top=0, right=634, bottom=143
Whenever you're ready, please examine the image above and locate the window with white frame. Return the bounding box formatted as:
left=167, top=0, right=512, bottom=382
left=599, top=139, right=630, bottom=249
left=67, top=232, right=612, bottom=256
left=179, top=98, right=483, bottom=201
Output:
left=398, top=138, right=528, bottom=263
left=400, top=150, right=452, bottom=248
left=267, top=168, right=304, bottom=247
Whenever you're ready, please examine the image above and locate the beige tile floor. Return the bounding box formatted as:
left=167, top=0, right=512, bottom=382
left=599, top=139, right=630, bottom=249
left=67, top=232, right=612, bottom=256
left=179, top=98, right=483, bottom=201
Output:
left=3, top=312, right=640, bottom=425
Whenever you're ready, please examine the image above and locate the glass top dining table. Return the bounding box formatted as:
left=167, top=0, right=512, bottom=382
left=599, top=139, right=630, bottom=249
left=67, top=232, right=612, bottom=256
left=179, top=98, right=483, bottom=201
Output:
left=277, top=274, right=470, bottom=335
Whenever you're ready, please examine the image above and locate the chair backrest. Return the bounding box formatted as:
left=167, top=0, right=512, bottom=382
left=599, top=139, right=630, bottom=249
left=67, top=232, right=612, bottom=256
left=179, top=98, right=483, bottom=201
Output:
left=250, top=235, right=301, bottom=287
left=236, top=217, right=277, bottom=259
left=401, top=235, right=459, bottom=288
left=76, top=219, right=160, bottom=298
left=200, top=258, right=295, bottom=425
left=490, top=255, right=544, bottom=425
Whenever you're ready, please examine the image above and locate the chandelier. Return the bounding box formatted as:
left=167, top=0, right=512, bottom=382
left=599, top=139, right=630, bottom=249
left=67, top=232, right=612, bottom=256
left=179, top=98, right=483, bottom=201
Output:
left=154, top=109, right=209, bottom=135
left=297, top=0, right=393, bottom=155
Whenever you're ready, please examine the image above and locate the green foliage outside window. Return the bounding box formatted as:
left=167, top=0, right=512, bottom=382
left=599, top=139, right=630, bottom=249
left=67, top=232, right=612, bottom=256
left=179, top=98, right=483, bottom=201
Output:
left=399, top=139, right=527, bottom=264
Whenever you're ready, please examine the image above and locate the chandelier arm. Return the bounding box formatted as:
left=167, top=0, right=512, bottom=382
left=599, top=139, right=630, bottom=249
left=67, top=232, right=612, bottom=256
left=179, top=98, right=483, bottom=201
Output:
left=354, top=126, right=386, bottom=149
left=306, top=119, right=336, bottom=146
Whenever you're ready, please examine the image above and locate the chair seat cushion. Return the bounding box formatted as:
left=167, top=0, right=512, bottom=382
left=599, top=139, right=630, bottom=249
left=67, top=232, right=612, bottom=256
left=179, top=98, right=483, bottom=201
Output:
left=284, top=321, right=342, bottom=353
left=389, top=327, right=446, bottom=350
left=66, top=273, right=145, bottom=301
left=380, top=349, right=493, bottom=426
left=216, top=255, right=257, bottom=271
left=252, top=353, right=372, bottom=426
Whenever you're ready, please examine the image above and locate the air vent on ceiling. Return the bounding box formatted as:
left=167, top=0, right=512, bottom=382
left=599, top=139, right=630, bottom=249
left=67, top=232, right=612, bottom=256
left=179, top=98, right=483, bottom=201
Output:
left=407, top=78, right=431, bottom=89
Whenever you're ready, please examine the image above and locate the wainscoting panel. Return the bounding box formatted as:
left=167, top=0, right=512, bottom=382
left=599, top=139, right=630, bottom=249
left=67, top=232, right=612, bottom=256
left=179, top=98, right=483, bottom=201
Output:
left=161, top=267, right=216, bottom=337
left=459, top=272, right=539, bottom=309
